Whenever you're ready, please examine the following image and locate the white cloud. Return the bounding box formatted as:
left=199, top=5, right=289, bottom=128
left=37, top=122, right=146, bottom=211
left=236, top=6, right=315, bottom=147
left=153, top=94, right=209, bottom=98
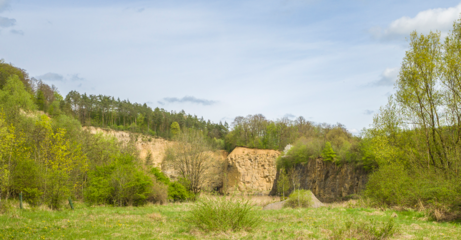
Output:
left=364, top=110, right=374, bottom=115
left=69, top=74, right=84, bottom=81
left=372, top=67, right=399, bottom=86
left=36, top=72, right=64, bottom=81
left=10, top=29, right=23, bottom=35
left=0, top=16, right=15, bottom=28
left=283, top=113, right=296, bottom=119
left=158, top=96, right=218, bottom=106
left=371, top=3, right=461, bottom=40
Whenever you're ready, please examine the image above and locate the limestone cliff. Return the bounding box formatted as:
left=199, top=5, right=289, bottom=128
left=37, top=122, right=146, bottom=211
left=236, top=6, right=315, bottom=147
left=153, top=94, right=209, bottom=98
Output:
left=83, top=127, right=227, bottom=191
left=270, top=158, right=369, bottom=202
left=224, top=147, right=280, bottom=194
left=84, top=126, right=173, bottom=168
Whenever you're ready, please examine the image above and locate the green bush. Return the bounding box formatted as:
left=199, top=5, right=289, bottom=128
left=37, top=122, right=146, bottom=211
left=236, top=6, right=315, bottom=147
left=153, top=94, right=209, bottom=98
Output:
left=85, top=154, right=154, bottom=206
left=150, top=167, right=191, bottom=202
left=150, top=167, right=170, bottom=185
left=364, top=164, right=413, bottom=206
left=23, top=188, right=43, bottom=207
left=284, top=189, right=313, bottom=208
left=188, top=196, right=261, bottom=232
left=321, top=141, right=336, bottom=162
left=168, top=182, right=190, bottom=202
left=364, top=164, right=461, bottom=215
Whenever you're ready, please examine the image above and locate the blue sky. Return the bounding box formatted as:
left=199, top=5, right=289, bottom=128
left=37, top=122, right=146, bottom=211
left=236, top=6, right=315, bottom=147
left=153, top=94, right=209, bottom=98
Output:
left=1, top=0, right=461, bottom=133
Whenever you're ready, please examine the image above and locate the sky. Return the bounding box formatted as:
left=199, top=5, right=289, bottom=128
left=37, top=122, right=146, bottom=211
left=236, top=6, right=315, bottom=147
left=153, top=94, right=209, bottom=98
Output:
left=1, top=0, right=461, bottom=133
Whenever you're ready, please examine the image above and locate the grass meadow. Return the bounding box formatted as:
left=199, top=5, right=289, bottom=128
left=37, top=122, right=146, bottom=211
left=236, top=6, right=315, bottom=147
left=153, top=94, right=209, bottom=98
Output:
left=1, top=197, right=460, bottom=240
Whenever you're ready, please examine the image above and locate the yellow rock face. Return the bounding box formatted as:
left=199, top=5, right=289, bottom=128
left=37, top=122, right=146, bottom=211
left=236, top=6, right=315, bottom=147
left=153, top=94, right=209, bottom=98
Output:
left=224, top=147, right=280, bottom=195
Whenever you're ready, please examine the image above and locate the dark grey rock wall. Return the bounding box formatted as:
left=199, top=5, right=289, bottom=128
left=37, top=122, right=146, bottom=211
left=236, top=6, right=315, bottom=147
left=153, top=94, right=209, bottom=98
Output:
left=270, top=158, right=369, bottom=203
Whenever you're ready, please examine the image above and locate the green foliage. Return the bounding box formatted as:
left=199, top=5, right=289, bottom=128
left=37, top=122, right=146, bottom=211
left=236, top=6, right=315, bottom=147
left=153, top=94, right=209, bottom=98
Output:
left=150, top=167, right=190, bottom=202
left=86, top=154, right=155, bottom=206
left=0, top=75, right=35, bottom=121
left=188, top=196, right=261, bottom=232
left=321, top=142, right=336, bottom=162
left=23, top=188, right=43, bottom=207
left=150, top=167, right=170, bottom=185
left=364, top=164, right=413, bottom=206
left=284, top=189, right=313, bottom=208
left=365, top=164, right=461, bottom=212
left=170, top=121, right=180, bottom=138
left=0, top=62, right=31, bottom=91
left=167, top=182, right=190, bottom=202
left=276, top=169, right=290, bottom=200
left=62, top=91, right=228, bottom=141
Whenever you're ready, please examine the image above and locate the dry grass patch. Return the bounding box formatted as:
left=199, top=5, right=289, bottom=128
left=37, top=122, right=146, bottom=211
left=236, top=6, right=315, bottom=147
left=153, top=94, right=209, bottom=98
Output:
left=147, top=212, right=165, bottom=222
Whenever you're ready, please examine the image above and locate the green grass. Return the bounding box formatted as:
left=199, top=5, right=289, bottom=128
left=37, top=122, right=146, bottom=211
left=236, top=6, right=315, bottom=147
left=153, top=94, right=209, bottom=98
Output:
left=1, top=199, right=460, bottom=239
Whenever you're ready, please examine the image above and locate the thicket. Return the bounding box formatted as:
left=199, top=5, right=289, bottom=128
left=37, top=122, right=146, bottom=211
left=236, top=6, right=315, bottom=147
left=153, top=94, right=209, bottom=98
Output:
left=275, top=124, right=368, bottom=169
left=0, top=63, right=180, bottom=209
left=363, top=18, right=461, bottom=218
left=150, top=167, right=191, bottom=202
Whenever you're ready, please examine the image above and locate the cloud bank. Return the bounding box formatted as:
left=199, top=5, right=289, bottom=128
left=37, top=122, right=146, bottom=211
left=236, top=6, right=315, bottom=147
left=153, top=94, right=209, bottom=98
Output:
left=370, top=3, right=461, bottom=40
left=36, top=72, right=64, bottom=81
left=364, top=110, right=374, bottom=115
left=158, top=96, right=217, bottom=106
left=0, top=16, right=15, bottom=28
left=372, top=67, right=399, bottom=86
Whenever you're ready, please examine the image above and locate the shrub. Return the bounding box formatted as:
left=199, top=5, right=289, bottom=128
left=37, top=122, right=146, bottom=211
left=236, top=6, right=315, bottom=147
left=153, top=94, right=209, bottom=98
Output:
left=85, top=154, right=155, bottom=206
left=168, top=182, right=190, bottom=202
left=23, top=188, right=43, bottom=207
left=364, top=164, right=461, bottom=219
left=321, top=142, right=337, bottom=162
left=150, top=167, right=191, bottom=202
left=150, top=167, right=170, bottom=185
left=284, top=189, right=313, bottom=208
left=364, top=164, right=413, bottom=207
left=148, top=181, right=168, bottom=204
left=188, top=196, right=261, bottom=232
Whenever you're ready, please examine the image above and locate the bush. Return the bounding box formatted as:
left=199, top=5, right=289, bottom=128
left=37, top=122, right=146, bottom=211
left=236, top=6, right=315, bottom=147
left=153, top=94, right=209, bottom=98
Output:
left=168, top=182, right=190, bottom=202
left=23, top=188, right=43, bottom=207
left=188, top=196, right=261, bottom=232
left=150, top=167, right=191, bottom=202
left=284, top=189, right=313, bottom=208
left=364, top=164, right=461, bottom=219
left=364, top=164, right=413, bottom=207
left=150, top=167, right=170, bottom=185
left=148, top=181, right=168, bottom=204
left=85, top=154, right=154, bottom=206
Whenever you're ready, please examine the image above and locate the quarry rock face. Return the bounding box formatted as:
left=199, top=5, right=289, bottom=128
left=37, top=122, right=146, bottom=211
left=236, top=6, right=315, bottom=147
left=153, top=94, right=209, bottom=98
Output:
left=270, top=158, right=369, bottom=203
left=84, top=127, right=227, bottom=191
left=224, top=147, right=280, bottom=194
left=84, top=126, right=173, bottom=168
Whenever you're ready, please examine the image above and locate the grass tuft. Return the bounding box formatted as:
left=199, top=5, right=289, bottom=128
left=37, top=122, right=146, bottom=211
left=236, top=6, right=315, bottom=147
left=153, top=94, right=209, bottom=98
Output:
left=187, top=196, right=261, bottom=232
left=331, top=217, right=397, bottom=240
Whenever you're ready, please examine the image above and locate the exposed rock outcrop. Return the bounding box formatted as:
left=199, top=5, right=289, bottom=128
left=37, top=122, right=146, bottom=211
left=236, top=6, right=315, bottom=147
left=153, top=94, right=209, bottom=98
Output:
left=83, top=127, right=227, bottom=191
left=84, top=126, right=173, bottom=168
left=270, top=158, right=369, bottom=202
left=224, top=147, right=280, bottom=194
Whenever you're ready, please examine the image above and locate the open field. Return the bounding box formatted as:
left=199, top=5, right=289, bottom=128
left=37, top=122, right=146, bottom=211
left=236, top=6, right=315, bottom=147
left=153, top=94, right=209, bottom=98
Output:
left=1, top=198, right=460, bottom=240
